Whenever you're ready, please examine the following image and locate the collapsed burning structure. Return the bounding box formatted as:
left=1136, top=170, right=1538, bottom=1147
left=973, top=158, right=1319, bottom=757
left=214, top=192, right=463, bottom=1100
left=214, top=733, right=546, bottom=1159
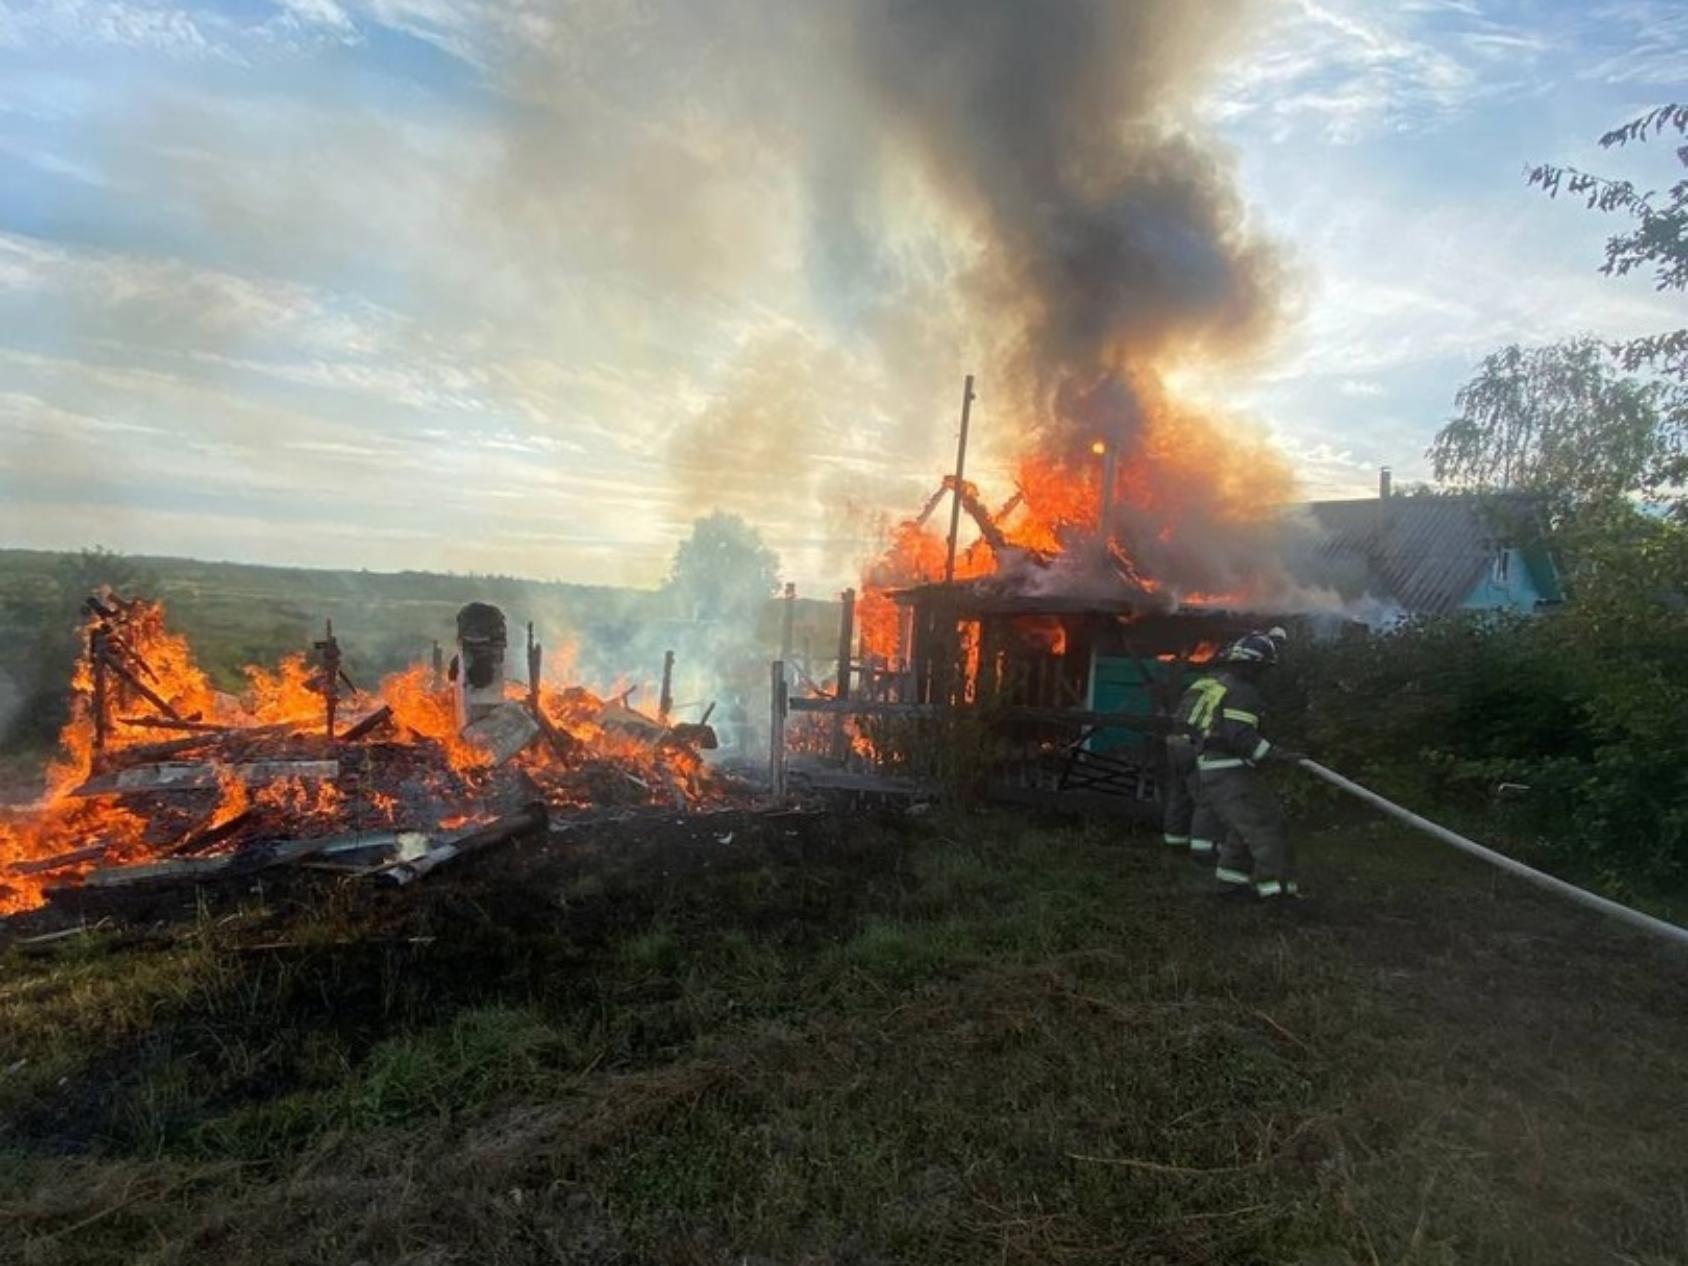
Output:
left=778, top=439, right=1323, bottom=816
left=0, top=594, right=730, bottom=917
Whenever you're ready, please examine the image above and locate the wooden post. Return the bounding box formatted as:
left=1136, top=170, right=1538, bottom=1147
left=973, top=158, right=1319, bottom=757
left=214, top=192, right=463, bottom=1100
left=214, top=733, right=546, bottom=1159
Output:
left=526, top=623, right=542, bottom=719
left=314, top=619, right=341, bottom=740
left=896, top=603, right=916, bottom=703
left=90, top=627, right=109, bottom=757
left=779, top=582, right=796, bottom=683
left=831, top=588, right=855, bottom=763
left=430, top=640, right=444, bottom=691
left=943, top=374, right=976, bottom=583
left=659, top=650, right=675, bottom=724
left=769, top=660, right=787, bottom=800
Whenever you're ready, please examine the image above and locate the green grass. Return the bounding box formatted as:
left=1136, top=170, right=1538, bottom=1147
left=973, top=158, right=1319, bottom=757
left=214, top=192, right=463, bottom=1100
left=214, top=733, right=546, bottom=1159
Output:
left=2, top=808, right=1687, bottom=1264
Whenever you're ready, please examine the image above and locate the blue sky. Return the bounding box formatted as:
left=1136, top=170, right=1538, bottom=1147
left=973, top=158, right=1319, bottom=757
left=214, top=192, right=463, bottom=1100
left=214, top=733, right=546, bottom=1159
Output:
left=0, top=0, right=1683, bottom=589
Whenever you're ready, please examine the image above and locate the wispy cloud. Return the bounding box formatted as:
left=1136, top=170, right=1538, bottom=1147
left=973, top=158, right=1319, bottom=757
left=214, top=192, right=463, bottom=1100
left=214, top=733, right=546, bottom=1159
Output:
left=4, top=0, right=1685, bottom=587
left=1217, top=0, right=1551, bottom=143
left=0, top=0, right=225, bottom=58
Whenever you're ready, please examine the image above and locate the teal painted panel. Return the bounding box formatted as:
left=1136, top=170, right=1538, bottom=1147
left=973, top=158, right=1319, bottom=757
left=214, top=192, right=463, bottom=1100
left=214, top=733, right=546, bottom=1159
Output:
left=1460, top=547, right=1547, bottom=613
left=1521, top=543, right=1565, bottom=603
left=1090, top=656, right=1168, bottom=754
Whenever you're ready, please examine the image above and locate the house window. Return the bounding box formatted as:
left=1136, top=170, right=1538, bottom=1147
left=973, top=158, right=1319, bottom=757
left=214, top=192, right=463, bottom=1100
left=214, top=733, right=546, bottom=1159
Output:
left=1492, top=550, right=1511, bottom=586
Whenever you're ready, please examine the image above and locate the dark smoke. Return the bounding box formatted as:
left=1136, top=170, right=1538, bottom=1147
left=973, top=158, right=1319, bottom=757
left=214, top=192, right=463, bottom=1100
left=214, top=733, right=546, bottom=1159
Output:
left=839, top=0, right=1282, bottom=451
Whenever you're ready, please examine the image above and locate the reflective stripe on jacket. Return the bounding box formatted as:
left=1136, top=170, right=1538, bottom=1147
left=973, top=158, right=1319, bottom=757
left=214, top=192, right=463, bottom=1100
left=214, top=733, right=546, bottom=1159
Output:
left=1183, top=671, right=1273, bottom=769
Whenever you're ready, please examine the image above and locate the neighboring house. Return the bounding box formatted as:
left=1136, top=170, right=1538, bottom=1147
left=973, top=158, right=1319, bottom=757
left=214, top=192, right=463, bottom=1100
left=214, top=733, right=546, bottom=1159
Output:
left=1304, top=489, right=1565, bottom=616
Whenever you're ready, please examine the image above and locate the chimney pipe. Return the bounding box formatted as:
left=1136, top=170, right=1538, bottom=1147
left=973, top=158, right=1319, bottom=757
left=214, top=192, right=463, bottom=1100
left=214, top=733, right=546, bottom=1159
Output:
left=1379, top=466, right=1392, bottom=500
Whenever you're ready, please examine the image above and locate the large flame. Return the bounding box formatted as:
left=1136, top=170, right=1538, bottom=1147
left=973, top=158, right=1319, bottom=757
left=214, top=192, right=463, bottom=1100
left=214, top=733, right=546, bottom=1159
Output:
left=853, top=363, right=1304, bottom=664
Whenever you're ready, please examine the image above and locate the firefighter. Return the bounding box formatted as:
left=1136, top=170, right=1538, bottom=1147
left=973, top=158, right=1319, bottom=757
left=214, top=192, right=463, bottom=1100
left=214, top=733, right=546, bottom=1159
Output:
left=1163, top=666, right=1227, bottom=861
left=1194, top=632, right=1306, bottom=900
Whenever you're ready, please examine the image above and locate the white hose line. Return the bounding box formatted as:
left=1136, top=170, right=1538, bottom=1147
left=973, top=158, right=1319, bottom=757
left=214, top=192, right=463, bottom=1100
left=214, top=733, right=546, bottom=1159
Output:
left=1297, top=759, right=1688, bottom=950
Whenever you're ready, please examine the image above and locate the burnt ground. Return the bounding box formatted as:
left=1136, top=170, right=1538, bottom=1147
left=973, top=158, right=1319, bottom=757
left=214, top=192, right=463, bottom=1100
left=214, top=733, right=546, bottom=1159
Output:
left=2, top=803, right=1687, bottom=1265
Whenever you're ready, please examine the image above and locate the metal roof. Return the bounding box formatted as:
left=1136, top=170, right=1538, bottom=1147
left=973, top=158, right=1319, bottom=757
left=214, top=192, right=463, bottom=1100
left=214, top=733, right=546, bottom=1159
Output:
left=1304, top=494, right=1541, bottom=614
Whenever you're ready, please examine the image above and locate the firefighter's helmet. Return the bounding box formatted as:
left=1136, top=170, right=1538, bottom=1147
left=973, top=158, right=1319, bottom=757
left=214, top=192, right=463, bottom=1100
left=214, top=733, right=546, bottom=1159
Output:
left=1223, top=632, right=1279, bottom=666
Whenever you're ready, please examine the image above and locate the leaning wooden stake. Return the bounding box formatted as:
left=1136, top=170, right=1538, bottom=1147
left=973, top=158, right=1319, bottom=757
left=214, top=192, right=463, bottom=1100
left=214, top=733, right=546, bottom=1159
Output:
left=943, top=374, right=976, bottom=584
left=527, top=622, right=543, bottom=719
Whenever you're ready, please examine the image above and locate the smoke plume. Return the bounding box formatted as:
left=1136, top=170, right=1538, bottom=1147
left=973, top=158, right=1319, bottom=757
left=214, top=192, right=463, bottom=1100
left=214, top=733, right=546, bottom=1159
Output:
left=483, top=0, right=1300, bottom=598
left=787, top=0, right=1308, bottom=602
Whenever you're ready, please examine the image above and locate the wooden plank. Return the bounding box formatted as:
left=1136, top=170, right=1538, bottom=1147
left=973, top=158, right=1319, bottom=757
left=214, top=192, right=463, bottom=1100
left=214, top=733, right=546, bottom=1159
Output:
left=77, top=836, right=337, bottom=889
left=69, top=759, right=340, bottom=798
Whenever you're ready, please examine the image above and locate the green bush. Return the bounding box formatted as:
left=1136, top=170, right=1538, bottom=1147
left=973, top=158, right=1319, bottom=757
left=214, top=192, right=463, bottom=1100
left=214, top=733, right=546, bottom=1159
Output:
left=1282, top=515, right=1688, bottom=889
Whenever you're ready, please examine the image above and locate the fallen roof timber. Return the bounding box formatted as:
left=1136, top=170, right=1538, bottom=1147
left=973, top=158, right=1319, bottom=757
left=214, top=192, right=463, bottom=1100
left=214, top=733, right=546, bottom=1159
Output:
left=69, top=759, right=341, bottom=798
left=68, top=829, right=433, bottom=891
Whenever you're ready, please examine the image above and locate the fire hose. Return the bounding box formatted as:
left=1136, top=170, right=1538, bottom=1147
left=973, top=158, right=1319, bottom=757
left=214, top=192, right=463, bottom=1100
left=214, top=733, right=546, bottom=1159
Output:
left=1295, top=759, right=1688, bottom=950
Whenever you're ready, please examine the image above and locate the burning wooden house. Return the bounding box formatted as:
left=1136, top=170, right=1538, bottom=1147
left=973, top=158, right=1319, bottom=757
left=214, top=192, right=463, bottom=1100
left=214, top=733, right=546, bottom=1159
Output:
left=779, top=571, right=1287, bottom=816
left=775, top=402, right=1333, bottom=816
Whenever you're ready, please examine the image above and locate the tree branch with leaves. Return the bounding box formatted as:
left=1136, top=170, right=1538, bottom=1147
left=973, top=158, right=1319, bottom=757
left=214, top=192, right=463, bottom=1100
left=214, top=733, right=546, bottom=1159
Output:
left=1525, top=102, right=1688, bottom=501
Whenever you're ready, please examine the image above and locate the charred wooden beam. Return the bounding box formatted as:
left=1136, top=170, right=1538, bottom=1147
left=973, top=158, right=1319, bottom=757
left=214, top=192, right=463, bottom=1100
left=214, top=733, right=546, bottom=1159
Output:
left=169, top=809, right=255, bottom=858
left=312, top=619, right=343, bottom=739
left=117, top=717, right=232, bottom=734
left=339, top=704, right=394, bottom=742
left=74, top=836, right=341, bottom=889
left=116, top=723, right=294, bottom=764
left=100, top=648, right=183, bottom=722
left=2, top=842, right=110, bottom=877
left=533, top=707, right=586, bottom=763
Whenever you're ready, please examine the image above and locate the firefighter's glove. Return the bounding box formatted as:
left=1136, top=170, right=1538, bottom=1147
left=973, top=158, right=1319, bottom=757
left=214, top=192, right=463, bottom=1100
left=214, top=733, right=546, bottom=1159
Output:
left=1270, top=747, right=1308, bottom=765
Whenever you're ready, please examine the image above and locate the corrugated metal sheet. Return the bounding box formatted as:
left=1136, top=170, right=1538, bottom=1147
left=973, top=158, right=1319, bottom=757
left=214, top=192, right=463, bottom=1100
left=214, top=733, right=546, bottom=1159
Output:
left=1305, top=495, right=1531, bottom=614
